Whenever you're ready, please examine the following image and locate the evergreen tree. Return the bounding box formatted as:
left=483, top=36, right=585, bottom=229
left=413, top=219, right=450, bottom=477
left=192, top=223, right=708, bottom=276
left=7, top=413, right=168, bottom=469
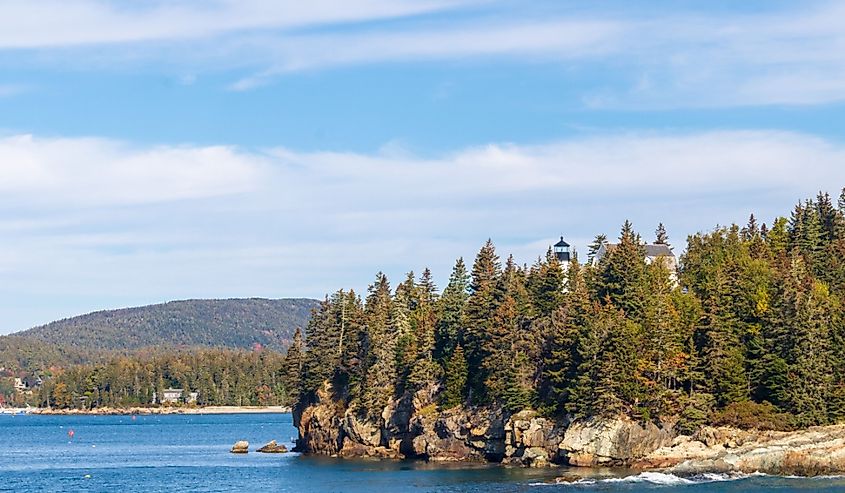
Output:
left=434, top=258, right=470, bottom=361
left=463, top=240, right=502, bottom=401
left=587, top=234, right=608, bottom=263
left=359, top=273, right=398, bottom=417
left=655, top=223, right=669, bottom=245
left=284, top=327, right=304, bottom=404
left=440, top=344, right=468, bottom=409
left=595, top=221, right=647, bottom=320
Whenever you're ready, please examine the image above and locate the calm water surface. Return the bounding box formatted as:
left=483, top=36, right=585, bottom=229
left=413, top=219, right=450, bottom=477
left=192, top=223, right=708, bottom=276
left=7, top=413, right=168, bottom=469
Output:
left=1, top=413, right=844, bottom=492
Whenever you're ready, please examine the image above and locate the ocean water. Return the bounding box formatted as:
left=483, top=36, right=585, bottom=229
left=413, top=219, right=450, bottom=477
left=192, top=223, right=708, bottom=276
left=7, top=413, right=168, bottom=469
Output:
left=1, top=413, right=844, bottom=492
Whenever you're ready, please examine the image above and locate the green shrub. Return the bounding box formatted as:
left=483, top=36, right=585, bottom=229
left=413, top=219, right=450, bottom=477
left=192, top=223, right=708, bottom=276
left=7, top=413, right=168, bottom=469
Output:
left=712, top=401, right=794, bottom=431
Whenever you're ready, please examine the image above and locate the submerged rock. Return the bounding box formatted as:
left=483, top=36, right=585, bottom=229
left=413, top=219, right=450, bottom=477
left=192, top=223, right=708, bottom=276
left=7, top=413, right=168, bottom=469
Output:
left=257, top=440, right=288, bottom=453
left=230, top=440, right=249, bottom=454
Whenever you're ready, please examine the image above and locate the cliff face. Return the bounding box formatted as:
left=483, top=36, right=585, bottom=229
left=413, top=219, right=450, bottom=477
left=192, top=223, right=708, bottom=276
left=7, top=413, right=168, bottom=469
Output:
left=293, top=383, right=671, bottom=467
left=294, top=384, right=845, bottom=476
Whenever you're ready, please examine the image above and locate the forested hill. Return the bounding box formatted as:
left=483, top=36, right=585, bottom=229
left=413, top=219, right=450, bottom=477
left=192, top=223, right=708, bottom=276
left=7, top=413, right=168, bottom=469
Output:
left=1, top=298, right=318, bottom=370
left=18, top=298, right=318, bottom=351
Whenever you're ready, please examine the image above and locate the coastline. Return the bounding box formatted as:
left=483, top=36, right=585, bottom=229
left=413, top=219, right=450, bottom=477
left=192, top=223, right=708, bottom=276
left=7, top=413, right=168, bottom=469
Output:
left=21, top=405, right=291, bottom=415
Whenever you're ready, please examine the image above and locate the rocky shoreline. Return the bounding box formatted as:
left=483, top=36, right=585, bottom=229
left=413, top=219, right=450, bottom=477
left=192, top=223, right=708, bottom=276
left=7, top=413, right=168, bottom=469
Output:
left=31, top=405, right=292, bottom=415
left=294, top=383, right=845, bottom=476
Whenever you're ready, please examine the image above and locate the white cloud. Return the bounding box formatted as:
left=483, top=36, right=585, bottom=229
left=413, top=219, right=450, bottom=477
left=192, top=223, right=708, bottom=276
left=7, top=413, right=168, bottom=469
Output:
left=1, top=128, right=844, bottom=332
left=2, top=2, right=843, bottom=106
left=0, top=134, right=267, bottom=206
left=0, top=0, right=470, bottom=48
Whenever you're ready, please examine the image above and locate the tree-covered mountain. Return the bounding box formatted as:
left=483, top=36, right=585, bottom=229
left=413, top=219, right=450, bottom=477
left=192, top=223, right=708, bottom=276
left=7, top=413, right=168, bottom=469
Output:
left=0, top=298, right=318, bottom=371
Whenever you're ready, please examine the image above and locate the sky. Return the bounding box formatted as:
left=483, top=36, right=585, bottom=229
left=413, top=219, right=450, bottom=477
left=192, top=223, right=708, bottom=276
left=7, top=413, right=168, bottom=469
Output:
left=1, top=0, right=845, bottom=333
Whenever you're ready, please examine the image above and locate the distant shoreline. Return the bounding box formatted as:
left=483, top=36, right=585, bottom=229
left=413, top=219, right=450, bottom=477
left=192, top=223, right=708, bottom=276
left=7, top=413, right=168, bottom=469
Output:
left=19, top=405, right=291, bottom=415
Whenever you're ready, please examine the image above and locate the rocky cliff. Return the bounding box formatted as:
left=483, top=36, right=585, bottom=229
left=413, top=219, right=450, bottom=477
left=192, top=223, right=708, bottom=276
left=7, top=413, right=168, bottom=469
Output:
left=293, top=382, right=671, bottom=467
left=294, top=383, right=845, bottom=476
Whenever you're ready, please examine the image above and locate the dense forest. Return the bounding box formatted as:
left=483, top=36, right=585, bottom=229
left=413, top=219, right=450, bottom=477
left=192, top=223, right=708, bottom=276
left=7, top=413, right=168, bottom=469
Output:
left=33, top=347, right=295, bottom=409
left=0, top=298, right=317, bottom=372
left=291, top=189, right=845, bottom=432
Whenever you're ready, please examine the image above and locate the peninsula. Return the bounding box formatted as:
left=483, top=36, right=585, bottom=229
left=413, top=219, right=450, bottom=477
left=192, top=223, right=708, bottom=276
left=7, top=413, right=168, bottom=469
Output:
left=289, top=188, right=845, bottom=476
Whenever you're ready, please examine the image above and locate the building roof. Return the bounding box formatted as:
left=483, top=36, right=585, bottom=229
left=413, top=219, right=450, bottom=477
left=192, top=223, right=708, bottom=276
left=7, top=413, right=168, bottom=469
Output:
left=600, top=243, right=675, bottom=257
left=644, top=244, right=674, bottom=257
left=554, top=236, right=570, bottom=248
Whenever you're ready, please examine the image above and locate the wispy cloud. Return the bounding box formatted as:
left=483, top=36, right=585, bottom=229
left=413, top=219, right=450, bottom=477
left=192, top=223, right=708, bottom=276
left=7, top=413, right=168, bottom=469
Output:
left=3, top=1, right=841, bottom=107
left=0, top=0, right=471, bottom=48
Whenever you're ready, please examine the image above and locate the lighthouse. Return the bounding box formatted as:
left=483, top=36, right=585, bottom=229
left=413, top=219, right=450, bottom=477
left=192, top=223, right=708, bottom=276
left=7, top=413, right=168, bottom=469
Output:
left=553, top=236, right=571, bottom=270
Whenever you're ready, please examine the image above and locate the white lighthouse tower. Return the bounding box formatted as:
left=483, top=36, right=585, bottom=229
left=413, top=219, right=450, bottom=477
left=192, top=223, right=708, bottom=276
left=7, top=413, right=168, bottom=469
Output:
left=553, top=236, right=571, bottom=271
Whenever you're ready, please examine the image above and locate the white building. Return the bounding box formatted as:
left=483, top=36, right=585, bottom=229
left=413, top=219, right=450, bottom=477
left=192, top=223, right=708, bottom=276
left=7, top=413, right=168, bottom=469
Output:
left=161, top=388, right=184, bottom=404
left=13, top=378, right=26, bottom=392
left=593, top=242, right=678, bottom=283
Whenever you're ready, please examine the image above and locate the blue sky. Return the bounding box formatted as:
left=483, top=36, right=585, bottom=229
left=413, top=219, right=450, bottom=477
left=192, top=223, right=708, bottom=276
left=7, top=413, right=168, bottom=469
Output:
left=1, top=0, right=845, bottom=333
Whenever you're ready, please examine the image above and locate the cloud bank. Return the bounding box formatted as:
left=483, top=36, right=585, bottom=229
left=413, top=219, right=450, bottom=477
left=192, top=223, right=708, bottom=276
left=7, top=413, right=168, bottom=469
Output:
left=1, top=129, right=843, bottom=332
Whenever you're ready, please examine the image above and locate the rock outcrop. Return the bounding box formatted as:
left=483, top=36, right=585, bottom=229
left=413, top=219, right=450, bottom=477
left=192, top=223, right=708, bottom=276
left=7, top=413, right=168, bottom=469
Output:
left=558, top=416, right=676, bottom=466
left=230, top=440, right=249, bottom=454
left=635, top=424, right=845, bottom=476
left=294, top=382, right=845, bottom=476
left=502, top=410, right=565, bottom=467
left=295, top=381, right=552, bottom=463
left=257, top=440, right=288, bottom=453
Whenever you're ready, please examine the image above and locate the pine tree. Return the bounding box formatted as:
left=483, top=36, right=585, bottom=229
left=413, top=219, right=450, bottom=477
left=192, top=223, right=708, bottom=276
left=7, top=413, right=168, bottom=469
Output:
left=284, top=327, right=304, bottom=405
left=434, top=258, right=470, bottom=361
left=359, top=273, right=398, bottom=417
left=595, top=221, right=647, bottom=320
left=440, top=344, right=468, bottom=409
left=587, top=234, right=608, bottom=263
left=655, top=223, right=669, bottom=245
left=463, top=240, right=502, bottom=401
left=526, top=249, right=564, bottom=317
left=539, top=260, right=590, bottom=414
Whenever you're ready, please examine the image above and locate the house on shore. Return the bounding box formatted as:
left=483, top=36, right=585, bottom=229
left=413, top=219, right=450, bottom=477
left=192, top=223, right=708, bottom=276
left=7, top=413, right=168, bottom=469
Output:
left=161, top=388, right=184, bottom=404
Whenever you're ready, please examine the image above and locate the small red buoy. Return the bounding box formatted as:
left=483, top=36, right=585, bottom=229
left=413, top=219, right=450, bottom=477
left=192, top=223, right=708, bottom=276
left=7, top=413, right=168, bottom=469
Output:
left=68, top=429, right=75, bottom=439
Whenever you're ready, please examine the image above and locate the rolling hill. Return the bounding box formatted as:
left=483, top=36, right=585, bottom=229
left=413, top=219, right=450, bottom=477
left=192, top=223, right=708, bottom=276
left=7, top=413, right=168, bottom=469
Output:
left=0, top=298, right=319, bottom=371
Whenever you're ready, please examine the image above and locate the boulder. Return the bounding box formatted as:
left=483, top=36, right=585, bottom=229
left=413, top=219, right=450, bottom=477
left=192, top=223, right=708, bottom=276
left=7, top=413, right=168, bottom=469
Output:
left=558, top=416, right=675, bottom=466
left=502, top=409, right=564, bottom=467
left=256, top=440, right=288, bottom=453
left=230, top=440, right=249, bottom=454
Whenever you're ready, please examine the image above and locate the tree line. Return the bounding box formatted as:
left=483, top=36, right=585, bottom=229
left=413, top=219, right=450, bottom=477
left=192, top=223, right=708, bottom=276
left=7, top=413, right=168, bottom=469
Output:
left=289, top=189, right=845, bottom=431
left=38, top=348, right=292, bottom=408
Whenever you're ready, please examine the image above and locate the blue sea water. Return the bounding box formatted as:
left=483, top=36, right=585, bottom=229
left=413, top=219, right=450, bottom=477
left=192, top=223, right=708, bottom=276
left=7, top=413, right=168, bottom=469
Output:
left=1, top=413, right=844, bottom=492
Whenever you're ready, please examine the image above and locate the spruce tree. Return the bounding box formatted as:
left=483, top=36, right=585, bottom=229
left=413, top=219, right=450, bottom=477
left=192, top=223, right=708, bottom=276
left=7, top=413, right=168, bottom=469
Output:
left=587, top=234, right=608, bottom=263
left=655, top=223, right=669, bottom=245
left=434, top=258, right=470, bottom=361
left=440, top=344, right=468, bottom=409
left=359, top=273, right=398, bottom=418
left=284, top=328, right=304, bottom=405
left=595, top=221, right=647, bottom=320
left=463, top=240, right=502, bottom=401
